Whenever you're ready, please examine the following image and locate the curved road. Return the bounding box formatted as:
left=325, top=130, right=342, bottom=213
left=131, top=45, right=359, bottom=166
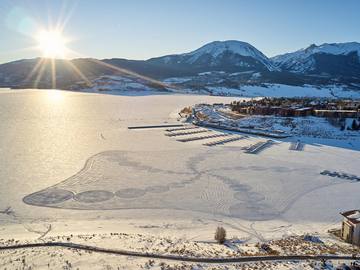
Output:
left=0, top=242, right=359, bottom=264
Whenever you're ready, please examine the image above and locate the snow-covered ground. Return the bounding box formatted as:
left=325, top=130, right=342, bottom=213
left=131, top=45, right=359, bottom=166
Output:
left=164, top=77, right=192, bottom=84
left=0, top=232, right=358, bottom=269
left=161, top=76, right=360, bottom=98
left=0, top=89, right=360, bottom=268
left=192, top=104, right=360, bottom=150
left=233, top=115, right=360, bottom=148
left=78, top=75, right=171, bottom=94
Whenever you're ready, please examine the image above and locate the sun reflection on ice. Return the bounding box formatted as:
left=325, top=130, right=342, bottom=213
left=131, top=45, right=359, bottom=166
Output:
left=46, top=90, right=64, bottom=102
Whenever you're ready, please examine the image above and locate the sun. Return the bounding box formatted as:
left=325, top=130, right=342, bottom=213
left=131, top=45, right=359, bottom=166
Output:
left=36, top=30, right=68, bottom=58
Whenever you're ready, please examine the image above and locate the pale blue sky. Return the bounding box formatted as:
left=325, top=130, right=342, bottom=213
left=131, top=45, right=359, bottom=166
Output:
left=0, top=0, right=359, bottom=63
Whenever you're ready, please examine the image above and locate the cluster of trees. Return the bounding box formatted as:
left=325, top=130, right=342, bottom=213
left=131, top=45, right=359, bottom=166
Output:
left=340, top=119, right=360, bottom=131
left=351, top=119, right=360, bottom=131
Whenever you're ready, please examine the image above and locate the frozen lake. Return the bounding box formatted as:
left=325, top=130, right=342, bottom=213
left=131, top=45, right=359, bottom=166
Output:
left=1, top=89, right=360, bottom=241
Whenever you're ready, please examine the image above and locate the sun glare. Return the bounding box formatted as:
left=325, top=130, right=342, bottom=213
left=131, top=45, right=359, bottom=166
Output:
left=36, top=30, right=67, bottom=58
left=47, top=90, right=64, bottom=102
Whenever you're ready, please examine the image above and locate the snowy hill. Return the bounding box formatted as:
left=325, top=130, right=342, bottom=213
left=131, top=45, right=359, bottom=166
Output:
left=183, top=40, right=277, bottom=71
left=272, top=42, right=360, bottom=75
left=148, top=40, right=277, bottom=72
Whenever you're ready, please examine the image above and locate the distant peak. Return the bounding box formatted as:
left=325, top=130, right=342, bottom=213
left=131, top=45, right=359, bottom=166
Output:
left=182, top=40, right=277, bottom=71
left=305, top=44, right=317, bottom=52
left=186, top=40, right=265, bottom=59
left=207, top=40, right=252, bottom=46
left=195, top=40, right=255, bottom=51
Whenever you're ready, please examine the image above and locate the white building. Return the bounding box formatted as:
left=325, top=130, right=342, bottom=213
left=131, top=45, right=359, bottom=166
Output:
left=341, top=210, right=360, bottom=246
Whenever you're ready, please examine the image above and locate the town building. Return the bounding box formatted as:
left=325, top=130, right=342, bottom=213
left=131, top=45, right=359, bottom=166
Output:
left=294, top=107, right=313, bottom=117
left=341, top=210, right=360, bottom=246
left=314, top=110, right=359, bottom=118
left=230, top=98, right=360, bottom=119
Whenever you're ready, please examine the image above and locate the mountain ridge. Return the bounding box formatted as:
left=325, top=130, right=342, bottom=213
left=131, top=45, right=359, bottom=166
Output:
left=272, top=42, right=360, bottom=75
left=0, top=40, right=359, bottom=94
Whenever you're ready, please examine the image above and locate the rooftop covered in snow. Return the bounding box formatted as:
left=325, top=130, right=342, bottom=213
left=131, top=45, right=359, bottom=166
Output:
left=341, top=210, right=360, bottom=224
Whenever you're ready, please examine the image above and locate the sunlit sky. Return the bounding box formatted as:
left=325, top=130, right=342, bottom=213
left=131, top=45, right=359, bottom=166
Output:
left=0, top=0, right=359, bottom=64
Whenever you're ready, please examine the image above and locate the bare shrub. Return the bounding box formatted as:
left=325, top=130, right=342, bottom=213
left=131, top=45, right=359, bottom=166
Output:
left=180, top=106, right=192, bottom=115
left=215, top=226, right=226, bottom=244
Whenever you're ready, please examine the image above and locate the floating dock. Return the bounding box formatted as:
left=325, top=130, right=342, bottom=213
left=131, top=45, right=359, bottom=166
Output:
left=165, top=129, right=210, bottom=137
left=289, top=141, right=305, bottom=151
left=194, top=122, right=291, bottom=138
left=203, top=136, right=244, bottom=146
left=244, top=140, right=274, bottom=154
left=177, top=133, right=230, bottom=142
left=166, top=126, right=200, bottom=132
left=128, top=124, right=184, bottom=130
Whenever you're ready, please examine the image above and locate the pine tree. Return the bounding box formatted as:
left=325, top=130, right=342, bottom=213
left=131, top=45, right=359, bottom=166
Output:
left=351, top=119, right=359, bottom=130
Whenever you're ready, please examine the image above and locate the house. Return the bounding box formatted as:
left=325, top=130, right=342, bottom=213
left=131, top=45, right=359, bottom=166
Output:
left=277, top=107, right=296, bottom=117
left=340, top=210, right=360, bottom=246
left=314, top=110, right=359, bottom=118
left=294, top=107, right=313, bottom=117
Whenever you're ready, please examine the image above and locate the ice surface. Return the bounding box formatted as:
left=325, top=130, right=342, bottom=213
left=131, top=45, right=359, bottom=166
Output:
left=0, top=89, right=359, bottom=248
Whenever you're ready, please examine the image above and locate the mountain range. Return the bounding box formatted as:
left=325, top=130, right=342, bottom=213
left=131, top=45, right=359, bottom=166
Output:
left=0, top=40, right=359, bottom=94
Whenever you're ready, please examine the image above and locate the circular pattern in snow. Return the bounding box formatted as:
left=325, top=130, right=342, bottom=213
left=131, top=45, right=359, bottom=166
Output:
left=23, top=188, right=74, bottom=205
left=115, top=188, right=146, bottom=198
left=146, top=185, right=170, bottom=193
left=168, top=182, right=185, bottom=188
left=229, top=183, right=250, bottom=192
left=234, top=191, right=265, bottom=201
left=74, top=190, right=114, bottom=203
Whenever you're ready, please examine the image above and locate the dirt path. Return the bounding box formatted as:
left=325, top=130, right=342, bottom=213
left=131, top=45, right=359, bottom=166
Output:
left=0, top=242, right=359, bottom=264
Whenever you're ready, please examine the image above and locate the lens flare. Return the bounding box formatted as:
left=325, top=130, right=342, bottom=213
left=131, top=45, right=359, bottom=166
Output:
left=36, top=30, right=67, bottom=58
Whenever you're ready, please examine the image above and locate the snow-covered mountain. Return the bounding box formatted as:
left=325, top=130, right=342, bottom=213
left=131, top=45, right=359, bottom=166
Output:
left=184, top=40, right=277, bottom=71
left=1, top=40, right=360, bottom=95
left=148, top=40, right=277, bottom=72
left=272, top=42, right=360, bottom=76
